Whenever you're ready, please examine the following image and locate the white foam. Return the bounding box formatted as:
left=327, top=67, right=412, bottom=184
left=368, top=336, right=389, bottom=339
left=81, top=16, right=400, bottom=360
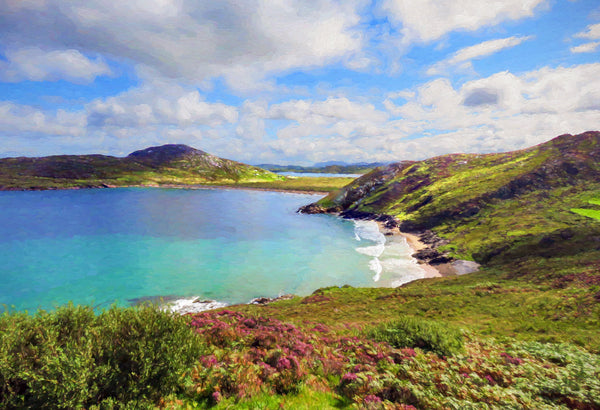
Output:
left=369, top=257, right=382, bottom=281
left=356, top=243, right=385, bottom=258
left=164, top=297, right=228, bottom=315
left=354, top=221, right=386, bottom=276
left=353, top=220, right=386, bottom=244
left=352, top=220, right=430, bottom=288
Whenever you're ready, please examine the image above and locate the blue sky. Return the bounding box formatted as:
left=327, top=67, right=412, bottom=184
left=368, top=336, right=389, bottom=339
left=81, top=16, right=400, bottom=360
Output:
left=0, top=0, right=599, bottom=164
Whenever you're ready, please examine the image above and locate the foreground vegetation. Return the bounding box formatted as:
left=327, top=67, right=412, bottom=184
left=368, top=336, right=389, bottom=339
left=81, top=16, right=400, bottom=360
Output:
left=2, top=298, right=599, bottom=409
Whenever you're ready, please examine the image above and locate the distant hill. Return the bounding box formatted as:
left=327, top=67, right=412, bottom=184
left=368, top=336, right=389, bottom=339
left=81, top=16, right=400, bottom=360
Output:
left=258, top=162, right=387, bottom=174
left=302, top=131, right=600, bottom=276
left=0, top=144, right=282, bottom=190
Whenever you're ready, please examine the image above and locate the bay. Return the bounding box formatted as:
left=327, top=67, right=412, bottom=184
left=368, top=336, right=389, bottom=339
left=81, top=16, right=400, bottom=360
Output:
left=0, top=188, right=425, bottom=312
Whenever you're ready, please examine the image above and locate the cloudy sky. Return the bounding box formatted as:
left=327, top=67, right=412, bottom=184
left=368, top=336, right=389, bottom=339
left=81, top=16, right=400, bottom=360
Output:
left=1, top=0, right=599, bottom=164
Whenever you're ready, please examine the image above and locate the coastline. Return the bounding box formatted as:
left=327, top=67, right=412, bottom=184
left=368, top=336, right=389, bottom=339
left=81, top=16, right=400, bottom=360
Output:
left=375, top=221, right=442, bottom=279
left=0, top=183, right=330, bottom=196
left=133, top=183, right=329, bottom=195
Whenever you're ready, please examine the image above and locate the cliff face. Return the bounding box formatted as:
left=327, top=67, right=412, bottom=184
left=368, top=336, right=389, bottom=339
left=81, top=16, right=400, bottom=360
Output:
left=302, top=131, right=600, bottom=269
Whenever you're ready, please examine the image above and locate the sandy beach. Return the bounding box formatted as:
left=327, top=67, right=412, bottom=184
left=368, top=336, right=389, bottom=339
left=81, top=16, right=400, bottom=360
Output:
left=375, top=221, right=479, bottom=278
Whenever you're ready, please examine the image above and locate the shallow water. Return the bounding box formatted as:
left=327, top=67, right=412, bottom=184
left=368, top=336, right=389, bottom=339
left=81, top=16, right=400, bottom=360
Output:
left=0, top=188, right=424, bottom=312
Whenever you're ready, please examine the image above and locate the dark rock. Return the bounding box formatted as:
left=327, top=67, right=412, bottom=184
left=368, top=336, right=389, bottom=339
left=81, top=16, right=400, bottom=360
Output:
left=412, top=248, right=442, bottom=261
left=298, top=203, right=328, bottom=214
left=560, top=229, right=575, bottom=240
left=339, top=210, right=377, bottom=220
left=430, top=255, right=454, bottom=265
left=250, top=294, right=294, bottom=305
left=250, top=297, right=273, bottom=305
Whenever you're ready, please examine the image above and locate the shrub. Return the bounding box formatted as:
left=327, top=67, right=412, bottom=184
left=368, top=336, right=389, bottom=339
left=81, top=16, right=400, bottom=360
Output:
left=366, top=315, right=464, bottom=356
left=0, top=304, right=203, bottom=408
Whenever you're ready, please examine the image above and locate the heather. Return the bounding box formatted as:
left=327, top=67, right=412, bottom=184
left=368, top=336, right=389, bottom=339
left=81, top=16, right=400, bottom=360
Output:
left=166, top=309, right=599, bottom=409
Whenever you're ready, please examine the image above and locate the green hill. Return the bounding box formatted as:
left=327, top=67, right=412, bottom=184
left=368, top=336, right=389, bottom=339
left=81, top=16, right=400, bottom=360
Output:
left=303, top=131, right=600, bottom=278
left=0, top=144, right=283, bottom=190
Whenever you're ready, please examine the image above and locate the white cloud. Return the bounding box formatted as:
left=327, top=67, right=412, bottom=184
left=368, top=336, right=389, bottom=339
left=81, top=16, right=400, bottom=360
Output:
left=0, top=0, right=364, bottom=90
left=381, top=0, right=546, bottom=43
left=574, top=22, right=600, bottom=40
left=427, top=36, right=533, bottom=75
left=0, top=47, right=111, bottom=83
left=0, top=102, right=86, bottom=136
left=86, top=84, right=238, bottom=129
left=378, top=63, right=600, bottom=159
left=570, top=41, right=600, bottom=54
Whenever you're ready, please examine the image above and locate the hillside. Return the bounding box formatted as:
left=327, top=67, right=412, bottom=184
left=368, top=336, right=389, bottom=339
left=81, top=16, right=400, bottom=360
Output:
left=0, top=144, right=283, bottom=190
left=302, top=131, right=600, bottom=278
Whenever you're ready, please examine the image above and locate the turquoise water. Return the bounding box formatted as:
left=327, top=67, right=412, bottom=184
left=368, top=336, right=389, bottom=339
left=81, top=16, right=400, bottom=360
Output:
left=0, top=188, right=423, bottom=312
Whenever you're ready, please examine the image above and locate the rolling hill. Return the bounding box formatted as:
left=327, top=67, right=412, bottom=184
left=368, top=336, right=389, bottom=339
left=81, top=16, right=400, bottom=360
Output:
left=0, top=144, right=283, bottom=190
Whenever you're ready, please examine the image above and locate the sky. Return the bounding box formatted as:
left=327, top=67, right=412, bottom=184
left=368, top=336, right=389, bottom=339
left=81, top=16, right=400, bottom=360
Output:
left=0, top=0, right=599, bottom=165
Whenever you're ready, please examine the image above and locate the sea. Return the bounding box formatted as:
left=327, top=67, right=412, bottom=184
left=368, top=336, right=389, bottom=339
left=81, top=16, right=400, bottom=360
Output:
left=0, top=188, right=426, bottom=313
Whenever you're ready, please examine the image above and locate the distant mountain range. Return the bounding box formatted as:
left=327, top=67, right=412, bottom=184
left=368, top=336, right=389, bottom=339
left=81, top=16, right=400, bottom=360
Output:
left=0, top=144, right=282, bottom=190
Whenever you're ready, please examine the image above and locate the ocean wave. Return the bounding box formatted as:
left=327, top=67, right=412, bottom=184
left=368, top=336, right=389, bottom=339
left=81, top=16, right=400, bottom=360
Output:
left=356, top=243, right=385, bottom=258
left=164, top=297, right=228, bottom=314
left=369, top=257, right=382, bottom=281
left=353, top=220, right=386, bottom=244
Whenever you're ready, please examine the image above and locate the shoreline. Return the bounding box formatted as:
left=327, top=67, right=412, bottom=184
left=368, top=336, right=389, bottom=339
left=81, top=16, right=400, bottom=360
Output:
left=377, top=220, right=480, bottom=278
left=375, top=221, right=443, bottom=279
left=132, top=183, right=329, bottom=195
left=0, top=183, right=330, bottom=196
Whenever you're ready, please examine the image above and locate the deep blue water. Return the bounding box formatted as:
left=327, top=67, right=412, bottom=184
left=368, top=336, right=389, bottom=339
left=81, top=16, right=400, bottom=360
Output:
left=0, top=188, right=423, bottom=312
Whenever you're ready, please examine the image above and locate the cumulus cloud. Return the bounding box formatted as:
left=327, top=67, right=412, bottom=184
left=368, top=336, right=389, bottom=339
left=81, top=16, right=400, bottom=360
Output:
left=0, top=101, right=86, bottom=138
left=427, top=36, right=533, bottom=75
left=0, top=47, right=111, bottom=83
left=0, top=0, right=364, bottom=90
left=570, top=23, right=600, bottom=54
left=3, top=63, right=599, bottom=162
left=570, top=42, right=600, bottom=54
left=381, top=0, right=546, bottom=43
left=574, top=22, right=600, bottom=40
left=379, top=63, right=600, bottom=159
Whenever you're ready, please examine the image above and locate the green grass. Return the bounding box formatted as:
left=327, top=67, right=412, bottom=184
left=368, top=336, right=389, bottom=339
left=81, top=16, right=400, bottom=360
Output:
left=366, top=315, right=464, bottom=356
left=571, top=197, right=600, bottom=221
left=230, top=176, right=355, bottom=192
left=571, top=208, right=600, bottom=221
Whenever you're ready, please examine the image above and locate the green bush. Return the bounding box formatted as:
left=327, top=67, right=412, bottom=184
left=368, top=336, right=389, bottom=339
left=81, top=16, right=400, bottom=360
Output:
left=366, top=315, right=464, bottom=357
left=0, top=304, right=203, bottom=408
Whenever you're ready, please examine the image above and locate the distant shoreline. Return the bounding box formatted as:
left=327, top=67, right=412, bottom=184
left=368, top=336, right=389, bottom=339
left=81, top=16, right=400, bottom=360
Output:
left=0, top=183, right=330, bottom=196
